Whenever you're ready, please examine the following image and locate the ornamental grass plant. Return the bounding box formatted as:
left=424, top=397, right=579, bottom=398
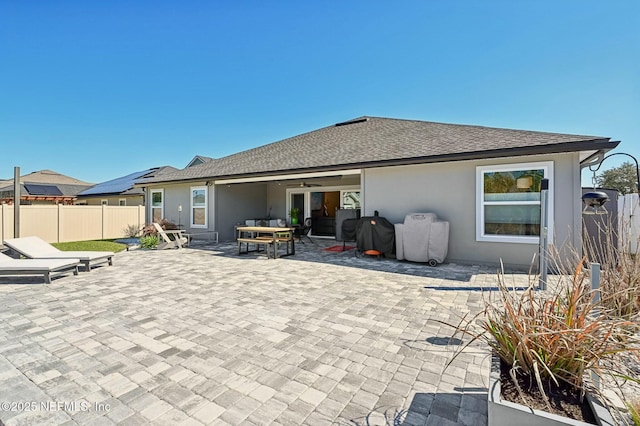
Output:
left=439, top=253, right=640, bottom=420
left=629, top=399, right=640, bottom=426
left=580, top=213, right=640, bottom=320
left=484, top=260, right=639, bottom=407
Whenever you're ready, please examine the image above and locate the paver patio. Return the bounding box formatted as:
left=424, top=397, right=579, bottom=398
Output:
left=0, top=240, right=529, bottom=425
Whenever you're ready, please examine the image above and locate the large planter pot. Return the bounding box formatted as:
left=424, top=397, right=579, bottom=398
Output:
left=488, top=354, right=614, bottom=426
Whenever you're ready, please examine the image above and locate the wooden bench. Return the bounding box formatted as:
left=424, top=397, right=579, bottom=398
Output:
left=273, top=232, right=294, bottom=257
left=237, top=237, right=273, bottom=256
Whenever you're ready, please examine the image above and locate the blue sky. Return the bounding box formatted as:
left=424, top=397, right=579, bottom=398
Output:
left=1, top=1, right=638, bottom=185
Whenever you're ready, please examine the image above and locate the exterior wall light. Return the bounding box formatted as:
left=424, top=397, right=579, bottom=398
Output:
left=582, top=152, right=640, bottom=215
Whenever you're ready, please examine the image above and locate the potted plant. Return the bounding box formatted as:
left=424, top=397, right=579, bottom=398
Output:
left=290, top=207, right=300, bottom=225
left=439, top=258, right=639, bottom=425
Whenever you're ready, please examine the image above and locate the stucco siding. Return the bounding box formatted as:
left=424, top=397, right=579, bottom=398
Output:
left=266, top=183, right=288, bottom=221
left=363, top=153, right=581, bottom=268
left=216, top=183, right=268, bottom=241
left=79, top=196, right=144, bottom=206
left=146, top=182, right=211, bottom=231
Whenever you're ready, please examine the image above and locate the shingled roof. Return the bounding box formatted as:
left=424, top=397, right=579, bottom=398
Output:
left=144, top=116, right=616, bottom=184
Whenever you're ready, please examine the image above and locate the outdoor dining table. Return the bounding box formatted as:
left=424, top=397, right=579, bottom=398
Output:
left=236, top=226, right=295, bottom=258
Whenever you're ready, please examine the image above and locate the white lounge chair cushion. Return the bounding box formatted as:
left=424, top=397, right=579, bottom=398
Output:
left=3, top=236, right=114, bottom=261
left=0, top=252, right=81, bottom=272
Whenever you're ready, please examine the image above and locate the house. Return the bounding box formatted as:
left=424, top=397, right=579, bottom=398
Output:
left=0, top=170, right=93, bottom=205
left=76, top=166, right=177, bottom=206
left=185, top=155, right=214, bottom=168
left=139, top=116, right=619, bottom=268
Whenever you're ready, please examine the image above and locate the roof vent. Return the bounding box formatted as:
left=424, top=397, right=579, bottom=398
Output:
left=335, top=117, right=368, bottom=127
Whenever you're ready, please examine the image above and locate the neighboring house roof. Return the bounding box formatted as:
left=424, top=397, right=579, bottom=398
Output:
left=0, top=170, right=94, bottom=203
left=186, top=155, right=214, bottom=168
left=143, top=116, right=618, bottom=184
left=0, top=169, right=93, bottom=187
left=77, top=166, right=178, bottom=198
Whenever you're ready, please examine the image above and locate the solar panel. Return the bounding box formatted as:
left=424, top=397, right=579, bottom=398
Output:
left=24, top=184, right=63, bottom=196
left=79, top=169, right=154, bottom=196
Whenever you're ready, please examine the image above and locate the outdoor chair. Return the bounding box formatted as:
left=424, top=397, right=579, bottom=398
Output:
left=2, top=236, right=113, bottom=272
left=153, top=222, right=188, bottom=249
left=0, top=251, right=81, bottom=284
left=294, top=217, right=314, bottom=244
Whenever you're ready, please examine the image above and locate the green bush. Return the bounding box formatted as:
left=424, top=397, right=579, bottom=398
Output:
left=139, top=235, right=159, bottom=249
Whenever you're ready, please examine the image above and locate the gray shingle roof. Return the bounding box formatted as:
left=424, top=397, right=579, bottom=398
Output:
left=144, top=116, right=615, bottom=184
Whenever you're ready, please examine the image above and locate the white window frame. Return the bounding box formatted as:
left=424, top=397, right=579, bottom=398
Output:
left=150, top=189, right=164, bottom=223
left=119, top=199, right=126, bottom=206
left=340, top=189, right=361, bottom=209
left=101, top=200, right=108, bottom=206
left=190, top=186, right=208, bottom=228
left=476, top=161, right=553, bottom=244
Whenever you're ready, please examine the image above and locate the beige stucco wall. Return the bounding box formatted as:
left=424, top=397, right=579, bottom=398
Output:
left=362, top=153, right=582, bottom=269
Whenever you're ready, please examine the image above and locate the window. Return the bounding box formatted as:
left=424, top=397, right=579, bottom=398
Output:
left=476, top=162, right=553, bottom=244
left=190, top=186, right=207, bottom=228
left=341, top=190, right=361, bottom=209
left=119, top=199, right=126, bottom=206
left=101, top=200, right=108, bottom=206
left=151, top=189, right=164, bottom=222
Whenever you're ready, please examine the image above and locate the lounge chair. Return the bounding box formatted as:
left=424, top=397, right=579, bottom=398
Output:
left=3, top=236, right=114, bottom=271
left=0, top=252, right=81, bottom=283
left=153, top=223, right=188, bottom=249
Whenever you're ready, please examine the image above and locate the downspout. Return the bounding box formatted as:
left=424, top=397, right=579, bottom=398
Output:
left=142, top=187, right=148, bottom=224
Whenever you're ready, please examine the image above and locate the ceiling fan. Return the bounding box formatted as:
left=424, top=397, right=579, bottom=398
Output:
left=298, top=181, right=321, bottom=187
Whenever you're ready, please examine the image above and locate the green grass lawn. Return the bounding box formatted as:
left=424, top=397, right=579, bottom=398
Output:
left=52, top=240, right=128, bottom=253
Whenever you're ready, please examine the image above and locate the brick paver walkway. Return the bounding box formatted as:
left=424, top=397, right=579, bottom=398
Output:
left=0, top=240, right=526, bottom=425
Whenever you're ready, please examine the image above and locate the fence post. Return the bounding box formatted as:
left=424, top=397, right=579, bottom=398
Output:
left=57, top=203, right=63, bottom=243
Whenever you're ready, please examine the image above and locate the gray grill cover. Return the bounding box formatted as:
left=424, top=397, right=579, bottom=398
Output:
left=395, top=213, right=449, bottom=263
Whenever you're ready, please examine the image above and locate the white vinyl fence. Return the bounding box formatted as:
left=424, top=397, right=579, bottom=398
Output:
left=618, top=193, right=640, bottom=255
left=0, top=204, right=145, bottom=243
